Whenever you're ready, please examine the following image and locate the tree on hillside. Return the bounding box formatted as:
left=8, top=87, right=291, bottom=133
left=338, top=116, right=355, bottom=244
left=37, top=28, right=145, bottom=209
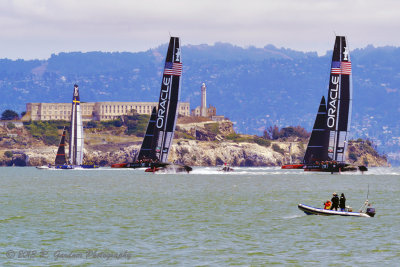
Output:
left=264, top=125, right=310, bottom=140
left=1, top=109, right=19, bottom=120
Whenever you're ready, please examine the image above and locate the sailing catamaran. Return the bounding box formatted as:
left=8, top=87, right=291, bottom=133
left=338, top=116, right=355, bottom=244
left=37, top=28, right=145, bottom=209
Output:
left=56, top=84, right=98, bottom=169
left=37, top=85, right=98, bottom=169
left=282, top=36, right=366, bottom=172
left=111, top=37, right=192, bottom=173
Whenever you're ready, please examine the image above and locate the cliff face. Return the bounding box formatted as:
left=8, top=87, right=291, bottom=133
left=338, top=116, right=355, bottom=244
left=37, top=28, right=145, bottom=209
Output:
left=170, top=140, right=284, bottom=166
left=0, top=121, right=389, bottom=167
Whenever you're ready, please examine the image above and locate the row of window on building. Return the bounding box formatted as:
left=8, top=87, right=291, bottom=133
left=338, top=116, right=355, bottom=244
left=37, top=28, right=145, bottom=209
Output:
left=26, top=102, right=191, bottom=121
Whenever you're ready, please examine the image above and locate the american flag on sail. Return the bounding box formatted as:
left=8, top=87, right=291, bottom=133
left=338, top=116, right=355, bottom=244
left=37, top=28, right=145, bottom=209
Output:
left=164, top=62, right=182, bottom=76
left=341, top=61, right=351, bottom=75
left=331, top=61, right=341, bottom=74
left=331, top=61, right=352, bottom=75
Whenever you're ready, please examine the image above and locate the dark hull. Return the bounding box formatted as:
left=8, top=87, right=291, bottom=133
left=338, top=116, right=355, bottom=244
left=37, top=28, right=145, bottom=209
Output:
left=298, top=204, right=372, bottom=217
left=303, top=163, right=366, bottom=173
left=146, top=164, right=192, bottom=173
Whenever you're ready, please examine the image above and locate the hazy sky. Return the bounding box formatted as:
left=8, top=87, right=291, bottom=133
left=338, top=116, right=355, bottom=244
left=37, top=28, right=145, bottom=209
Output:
left=1, top=0, right=399, bottom=59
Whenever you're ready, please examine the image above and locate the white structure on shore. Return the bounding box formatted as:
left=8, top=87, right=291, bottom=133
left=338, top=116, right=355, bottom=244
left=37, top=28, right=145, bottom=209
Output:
left=26, top=101, right=190, bottom=122
left=191, top=83, right=224, bottom=121
left=201, top=83, right=207, bottom=117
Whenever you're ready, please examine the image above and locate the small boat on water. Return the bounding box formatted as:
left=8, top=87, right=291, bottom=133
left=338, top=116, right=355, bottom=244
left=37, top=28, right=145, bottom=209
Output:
left=218, top=163, right=234, bottom=172
left=36, top=165, right=51, bottom=169
left=298, top=200, right=375, bottom=217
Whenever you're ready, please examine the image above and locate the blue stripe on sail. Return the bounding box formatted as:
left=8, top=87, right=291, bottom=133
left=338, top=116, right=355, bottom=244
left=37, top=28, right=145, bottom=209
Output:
left=141, top=149, right=151, bottom=151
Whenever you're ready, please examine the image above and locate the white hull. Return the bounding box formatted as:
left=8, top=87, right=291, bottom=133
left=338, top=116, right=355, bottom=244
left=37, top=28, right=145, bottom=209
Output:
left=298, top=204, right=372, bottom=217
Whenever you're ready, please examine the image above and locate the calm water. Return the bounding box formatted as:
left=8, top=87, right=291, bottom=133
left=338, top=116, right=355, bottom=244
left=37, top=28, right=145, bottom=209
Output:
left=0, top=167, right=399, bottom=266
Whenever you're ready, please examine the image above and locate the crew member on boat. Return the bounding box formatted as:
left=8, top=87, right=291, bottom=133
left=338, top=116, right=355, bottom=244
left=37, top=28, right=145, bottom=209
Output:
left=330, top=192, right=339, bottom=211
left=339, top=193, right=346, bottom=211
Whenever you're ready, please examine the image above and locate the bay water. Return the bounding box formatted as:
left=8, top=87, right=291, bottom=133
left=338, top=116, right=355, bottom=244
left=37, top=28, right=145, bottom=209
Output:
left=0, top=167, right=399, bottom=266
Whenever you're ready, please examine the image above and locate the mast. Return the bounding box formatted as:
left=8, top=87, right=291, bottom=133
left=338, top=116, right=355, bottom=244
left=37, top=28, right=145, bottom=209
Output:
left=303, top=96, right=329, bottom=164
left=55, top=126, right=67, bottom=165
left=69, top=84, right=84, bottom=165
left=138, top=106, right=157, bottom=160
left=326, top=36, right=352, bottom=162
left=151, top=37, right=182, bottom=162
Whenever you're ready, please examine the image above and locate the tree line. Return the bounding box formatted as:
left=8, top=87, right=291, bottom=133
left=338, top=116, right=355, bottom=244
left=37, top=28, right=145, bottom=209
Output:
left=1, top=109, right=25, bottom=120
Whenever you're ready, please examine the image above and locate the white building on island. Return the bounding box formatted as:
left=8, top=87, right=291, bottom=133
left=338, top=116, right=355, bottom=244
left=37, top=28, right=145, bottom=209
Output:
left=26, top=101, right=190, bottom=121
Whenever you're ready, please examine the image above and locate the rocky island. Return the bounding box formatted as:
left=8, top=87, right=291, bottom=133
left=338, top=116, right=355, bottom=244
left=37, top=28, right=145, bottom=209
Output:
left=0, top=117, right=389, bottom=168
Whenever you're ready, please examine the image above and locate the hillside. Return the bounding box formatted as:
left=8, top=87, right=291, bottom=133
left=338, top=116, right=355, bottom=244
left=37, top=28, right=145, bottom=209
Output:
left=0, top=120, right=388, bottom=168
left=0, top=43, right=399, bottom=163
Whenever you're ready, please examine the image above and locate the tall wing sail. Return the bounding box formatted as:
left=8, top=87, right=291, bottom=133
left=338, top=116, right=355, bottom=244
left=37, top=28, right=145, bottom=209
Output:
left=303, top=96, right=329, bottom=164
left=326, top=36, right=352, bottom=162
left=55, top=126, right=67, bottom=165
left=138, top=106, right=157, bottom=160
left=69, top=84, right=84, bottom=165
left=152, top=37, right=182, bottom=162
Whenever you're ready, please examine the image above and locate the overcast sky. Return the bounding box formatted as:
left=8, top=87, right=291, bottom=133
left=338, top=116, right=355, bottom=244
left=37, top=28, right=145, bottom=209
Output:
left=0, top=0, right=399, bottom=59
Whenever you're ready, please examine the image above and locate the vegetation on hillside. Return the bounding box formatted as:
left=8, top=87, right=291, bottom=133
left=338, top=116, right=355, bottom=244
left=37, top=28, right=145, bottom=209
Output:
left=1, top=109, right=19, bottom=120
left=22, top=112, right=150, bottom=146
left=226, top=133, right=272, bottom=147
left=348, top=138, right=387, bottom=166
left=23, top=121, right=66, bottom=145
left=264, top=125, right=310, bottom=141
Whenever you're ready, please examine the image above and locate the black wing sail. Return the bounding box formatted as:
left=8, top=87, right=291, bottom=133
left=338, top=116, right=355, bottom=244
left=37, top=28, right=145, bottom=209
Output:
left=55, top=126, right=67, bottom=165
left=152, top=37, right=182, bottom=162
left=303, top=96, right=329, bottom=164
left=326, top=36, right=352, bottom=162
left=138, top=106, right=157, bottom=161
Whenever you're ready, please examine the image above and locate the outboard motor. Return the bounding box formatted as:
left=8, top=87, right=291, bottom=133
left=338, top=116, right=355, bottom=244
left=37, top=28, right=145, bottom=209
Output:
left=358, top=165, right=368, bottom=172
left=366, top=207, right=376, bottom=217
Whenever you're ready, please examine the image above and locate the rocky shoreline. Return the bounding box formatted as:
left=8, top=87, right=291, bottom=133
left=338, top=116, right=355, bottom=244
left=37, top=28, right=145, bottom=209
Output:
left=0, top=120, right=389, bottom=167
left=1, top=139, right=389, bottom=168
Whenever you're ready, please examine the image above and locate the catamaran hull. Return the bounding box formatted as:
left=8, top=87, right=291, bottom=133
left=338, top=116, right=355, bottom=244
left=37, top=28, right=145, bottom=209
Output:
left=80, top=164, right=99, bottom=169
left=54, top=164, right=99, bottom=169
left=55, top=165, right=74, bottom=169
left=298, top=204, right=373, bottom=217
left=145, top=164, right=192, bottom=173
left=303, top=164, right=366, bottom=173
left=281, top=164, right=304, bottom=169
left=111, top=162, right=169, bottom=169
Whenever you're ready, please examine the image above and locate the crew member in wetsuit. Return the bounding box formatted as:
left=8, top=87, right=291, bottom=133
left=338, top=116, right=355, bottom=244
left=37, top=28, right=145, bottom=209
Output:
left=330, top=192, right=339, bottom=211
left=339, top=193, right=346, bottom=211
